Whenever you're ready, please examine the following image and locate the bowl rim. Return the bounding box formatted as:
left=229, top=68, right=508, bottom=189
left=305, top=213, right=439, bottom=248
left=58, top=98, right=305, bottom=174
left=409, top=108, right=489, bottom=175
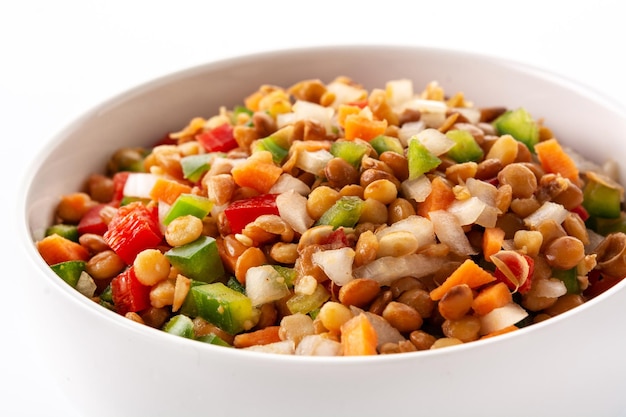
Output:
left=17, top=43, right=626, bottom=363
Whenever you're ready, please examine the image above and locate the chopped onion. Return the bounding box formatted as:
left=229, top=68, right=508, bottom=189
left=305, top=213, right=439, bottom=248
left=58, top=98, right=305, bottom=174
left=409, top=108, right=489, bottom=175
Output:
left=385, top=78, right=413, bottom=107
left=524, top=201, right=568, bottom=229
left=295, top=335, right=342, bottom=356
left=429, top=209, right=478, bottom=256
left=123, top=173, right=158, bottom=199
left=295, top=149, right=333, bottom=176
left=479, top=302, right=528, bottom=335
left=451, top=107, right=480, bottom=125
left=447, top=197, right=498, bottom=228
left=326, top=81, right=367, bottom=107
left=401, top=98, right=448, bottom=114
left=312, top=247, right=355, bottom=286
left=276, top=189, right=314, bottom=234
left=401, top=175, right=432, bottom=202
left=528, top=278, right=568, bottom=299
left=420, top=112, right=447, bottom=129
left=245, top=265, right=290, bottom=307
left=413, top=128, right=456, bottom=156
left=245, top=340, right=295, bottom=355
left=353, top=254, right=447, bottom=286
left=276, top=112, right=296, bottom=129
left=397, top=121, right=425, bottom=145
left=76, top=271, right=97, bottom=298
left=292, top=100, right=334, bottom=133
left=363, top=312, right=406, bottom=349
left=375, top=215, right=436, bottom=249
left=466, top=177, right=497, bottom=206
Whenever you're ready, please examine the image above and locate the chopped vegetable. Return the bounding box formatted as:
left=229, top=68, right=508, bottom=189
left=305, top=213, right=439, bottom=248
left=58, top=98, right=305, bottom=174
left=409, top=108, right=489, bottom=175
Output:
left=45, top=224, right=79, bottom=242
left=111, top=266, right=151, bottom=315
left=196, top=123, right=238, bottom=153
left=407, top=138, right=441, bottom=179
left=223, top=193, right=279, bottom=234
left=163, top=314, right=195, bottom=339
left=430, top=259, right=496, bottom=301
left=37, top=234, right=90, bottom=266
left=445, top=129, right=484, bottom=162
left=181, top=153, right=214, bottom=182
left=50, top=260, right=87, bottom=287
left=340, top=313, right=378, bottom=356
left=162, top=194, right=213, bottom=226
left=493, top=107, right=539, bottom=152
left=165, top=236, right=225, bottom=283
left=315, top=196, right=364, bottom=229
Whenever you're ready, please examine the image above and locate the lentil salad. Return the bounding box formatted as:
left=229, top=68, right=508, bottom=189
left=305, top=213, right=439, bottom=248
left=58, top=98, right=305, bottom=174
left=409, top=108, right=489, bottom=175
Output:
left=35, top=76, right=626, bottom=355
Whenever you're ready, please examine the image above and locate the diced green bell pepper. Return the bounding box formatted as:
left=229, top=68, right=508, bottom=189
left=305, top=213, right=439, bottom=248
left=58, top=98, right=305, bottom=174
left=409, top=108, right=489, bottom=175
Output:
left=272, top=265, right=296, bottom=288
left=493, top=108, right=539, bottom=152
left=369, top=135, right=404, bottom=155
left=162, top=193, right=214, bottom=225
left=315, top=196, right=364, bottom=229
left=181, top=154, right=213, bottom=182
left=587, top=213, right=626, bottom=236
left=45, top=224, right=79, bottom=242
left=583, top=173, right=623, bottom=219
left=178, top=280, right=207, bottom=317
left=445, top=129, right=484, bottom=163
left=100, top=283, right=113, bottom=303
left=254, top=126, right=293, bottom=164
left=51, top=260, right=86, bottom=287
left=119, top=196, right=151, bottom=207
left=190, top=282, right=259, bottom=334
left=286, top=284, right=330, bottom=315
left=407, top=138, right=441, bottom=179
left=227, top=276, right=246, bottom=294
left=232, top=105, right=253, bottom=125
left=162, top=314, right=195, bottom=339
left=330, top=140, right=369, bottom=167
left=165, top=236, right=225, bottom=283
left=196, top=333, right=232, bottom=347
left=552, top=268, right=580, bottom=294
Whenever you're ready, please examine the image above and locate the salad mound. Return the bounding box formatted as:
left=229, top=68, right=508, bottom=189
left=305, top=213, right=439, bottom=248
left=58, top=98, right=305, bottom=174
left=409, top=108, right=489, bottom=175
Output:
left=35, top=76, right=626, bottom=355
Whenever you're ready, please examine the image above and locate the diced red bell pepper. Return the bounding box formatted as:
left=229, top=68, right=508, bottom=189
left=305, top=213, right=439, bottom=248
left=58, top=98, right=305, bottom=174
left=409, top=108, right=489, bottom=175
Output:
left=103, top=201, right=163, bottom=264
left=223, top=193, right=279, bottom=234
left=111, top=171, right=130, bottom=206
left=584, top=269, right=623, bottom=299
left=77, top=203, right=109, bottom=236
left=320, top=227, right=350, bottom=249
left=111, top=266, right=151, bottom=315
left=196, top=123, right=237, bottom=153
left=571, top=205, right=590, bottom=222
left=347, top=100, right=368, bottom=109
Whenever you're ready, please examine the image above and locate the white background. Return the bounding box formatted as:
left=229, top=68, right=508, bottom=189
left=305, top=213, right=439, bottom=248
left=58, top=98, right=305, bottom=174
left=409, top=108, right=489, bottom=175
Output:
left=2, top=0, right=625, bottom=415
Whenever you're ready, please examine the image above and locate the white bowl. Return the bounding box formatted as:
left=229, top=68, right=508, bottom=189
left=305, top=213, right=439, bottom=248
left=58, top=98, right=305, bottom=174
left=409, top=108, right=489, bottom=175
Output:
left=19, top=45, right=626, bottom=417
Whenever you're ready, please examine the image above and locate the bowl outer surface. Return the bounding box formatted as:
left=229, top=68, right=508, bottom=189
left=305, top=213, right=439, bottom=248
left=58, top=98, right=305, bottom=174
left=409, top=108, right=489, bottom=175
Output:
left=19, top=45, right=626, bottom=417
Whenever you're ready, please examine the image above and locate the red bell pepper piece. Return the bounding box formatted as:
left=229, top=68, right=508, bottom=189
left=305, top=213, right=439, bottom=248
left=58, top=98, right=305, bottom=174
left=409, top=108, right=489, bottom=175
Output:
left=77, top=203, right=109, bottom=236
left=223, top=193, right=279, bottom=234
left=111, top=171, right=130, bottom=206
left=103, top=201, right=163, bottom=264
left=584, top=269, right=622, bottom=299
left=111, top=266, right=151, bottom=315
left=571, top=205, right=590, bottom=222
left=320, top=227, right=350, bottom=249
left=196, top=123, right=237, bottom=153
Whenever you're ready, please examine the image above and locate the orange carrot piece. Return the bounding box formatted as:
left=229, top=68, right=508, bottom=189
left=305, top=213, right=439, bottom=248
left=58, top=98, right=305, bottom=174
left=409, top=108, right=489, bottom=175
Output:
left=343, top=115, right=388, bottom=141
left=472, top=282, right=513, bottom=316
left=430, top=259, right=496, bottom=301
left=417, top=176, right=456, bottom=218
left=340, top=312, right=378, bottom=356
left=337, top=104, right=361, bottom=128
left=149, top=178, right=192, bottom=205
left=233, top=326, right=282, bottom=348
left=479, top=324, right=518, bottom=340
left=37, top=234, right=90, bottom=266
left=482, top=227, right=506, bottom=262
left=231, top=152, right=283, bottom=194
left=534, top=138, right=580, bottom=184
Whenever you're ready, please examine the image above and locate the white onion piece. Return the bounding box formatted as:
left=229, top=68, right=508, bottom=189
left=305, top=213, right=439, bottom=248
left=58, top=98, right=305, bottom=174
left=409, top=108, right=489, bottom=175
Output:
left=413, top=128, right=456, bottom=156
left=375, top=215, right=436, bottom=249
left=157, top=201, right=171, bottom=233
left=479, top=302, right=528, bottom=335
left=529, top=278, right=568, bottom=299
left=353, top=254, right=447, bottom=286
left=276, top=190, right=314, bottom=235
left=397, top=121, right=425, bottom=145
left=295, top=335, right=342, bottom=356
left=447, top=197, right=498, bottom=228
left=363, top=312, right=406, bottom=349
left=451, top=107, right=481, bottom=125
left=429, top=210, right=478, bottom=256
left=245, top=265, right=290, bottom=307
left=295, top=149, right=333, bottom=176
left=276, top=112, right=296, bottom=129
left=401, top=98, right=447, bottom=114
left=524, top=201, right=568, bottom=229
left=123, top=173, right=158, bottom=198
left=292, top=100, right=334, bottom=133
left=326, top=81, right=367, bottom=107
left=401, top=175, right=432, bottom=202
left=76, top=271, right=97, bottom=298
left=206, top=156, right=246, bottom=177
left=420, top=112, right=447, bottom=129
left=466, top=177, right=497, bottom=206
left=385, top=79, right=413, bottom=107
left=312, top=247, right=355, bottom=286
left=245, top=340, right=295, bottom=355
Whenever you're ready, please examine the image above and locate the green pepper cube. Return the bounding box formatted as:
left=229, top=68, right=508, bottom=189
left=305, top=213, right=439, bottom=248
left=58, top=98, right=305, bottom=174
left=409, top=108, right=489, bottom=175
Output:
left=51, top=260, right=86, bottom=287
left=165, top=236, right=225, bottom=283
left=196, top=333, right=232, bottom=347
left=178, top=280, right=208, bottom=317
left=316, top=196, right=364, bottom=229
left=181, top=154, right=213, bottom=182
left=407, top=138, right=441, bottom=179
left=162, top=314, right=195, bottom=339
left=45, top=224, right=79, bottom=242
left=272, top=265, right=296, bottom=288
left=445, top=129, right=484, bottom=163
left=163, top=193, right=213, bottom=225
left=552, top=267, right=580, bottom=294
left=227, top=276, right=246, bottom=294
left=191, top=282, right=258, bottom=334
left=330, top=140, right=370, bottom=167
left=254, top=126, right=293, bottom=164
left=286, top=284, right=330, bottom=315
left=493, top=108, right=539, bottom=152
left=583, top=175, right=623, bottom=219
left=369, top=135, right=404, bottom=156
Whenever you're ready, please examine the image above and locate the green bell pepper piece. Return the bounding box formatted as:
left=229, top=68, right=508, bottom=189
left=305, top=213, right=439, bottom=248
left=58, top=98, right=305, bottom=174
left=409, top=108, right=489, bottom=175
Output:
left=552, top=268, right=580, bottom=294
left=162, top=314, right=195, bottom=339
left=51, top=260, right=86, bottom=287
left=369, top=135, right=404, bottom=155
left=587, top=213, right=626, bottom=236
left=583, top=175, right=622, bottom=219
left=330, top=140, right=369, bottom=167
left=190, top=282, right=258, bottom=334
left=165, top=236, right=225, bottom=283
left=493, top=108, right=539, bottom=152
left=196, top=333, right=232, bottom=347
left=227, top=276, right=246, bottom=294
left=254, top=126, right=293, bottom=164
left=316, top=196, right=364, bottom=229
left=445, top=129, right=484, bottom=163
left=162, top=193, right=213, bottom=225
left=286, top=284, right=330, bottom=315
left=272, top=265, right=296, bottom=288
left=407, top=138, right=441, bottom=179
left=181, top=154, right=213, bottom=182
left=45, top=224, right=79, bottom=242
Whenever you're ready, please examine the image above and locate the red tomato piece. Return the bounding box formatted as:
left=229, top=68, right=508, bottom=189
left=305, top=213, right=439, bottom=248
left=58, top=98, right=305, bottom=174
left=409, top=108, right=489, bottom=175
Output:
left=103, top=202, right=163, bottom=264
left=196, top=123, right=237, bottom=152
left=111, top=266, right=151, bottom=315
left=223, top=193, right=279, bottom=234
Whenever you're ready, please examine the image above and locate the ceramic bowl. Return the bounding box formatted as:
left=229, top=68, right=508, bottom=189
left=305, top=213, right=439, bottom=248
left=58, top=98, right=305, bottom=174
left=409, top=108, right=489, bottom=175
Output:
left=19, top=45, right=626, bottom=417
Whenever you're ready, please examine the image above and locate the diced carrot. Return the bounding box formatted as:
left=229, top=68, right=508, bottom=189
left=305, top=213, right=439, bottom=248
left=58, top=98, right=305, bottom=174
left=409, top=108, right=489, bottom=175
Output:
left=472, top=282, right=513, bottom=316
left=416, top=176, right=455, bottom=218
left=233, top=326, right=281, bottom=348
left=337, top=104, right=361, bottom=128
left=149, top=177, right=192, bottom=205
left=343, top=114, right=388, bottom=141
left=231, top=151, right=283, bottom=194
left=534, top=138, right=580, bottom=185
left=482, top=227, right=506, bottom=262
left=340, top=312, right=378, bottom=356
left=430, top=259, right=496, bottom=301
left=479, top=324, right=518, bottom=339
left=37, top=234, right=90, bottom=266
